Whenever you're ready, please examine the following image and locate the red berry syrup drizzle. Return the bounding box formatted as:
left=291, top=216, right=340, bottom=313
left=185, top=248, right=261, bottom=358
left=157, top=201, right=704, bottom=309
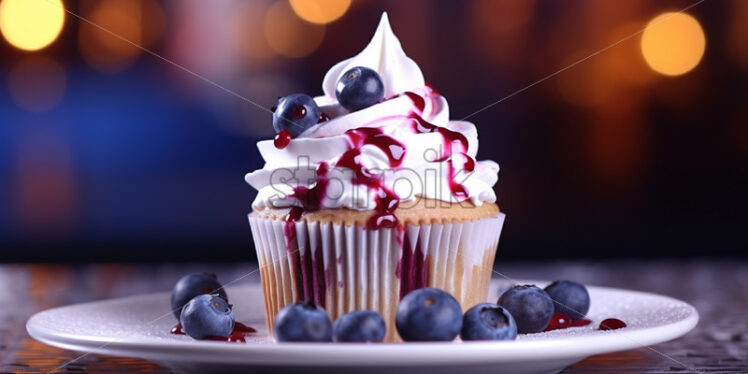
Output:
left=354, top=90, right=475, bottom=296
left=278, top=89, right=474, bottom=306
left=283, top=162, right=331, bottom=307
left=395, top=234, right=429, bottom=299
left=297, top=229, right=327, bottom=308
left=282, top=128, right=408, bottom=306
left=274, top=130, right=292, bottom=149
left=171, top=322, right=257, bottom=343
left=352, top=90, right=475, bottom=220
left=337, top=127, right=406, bottom=231
left=388, top=90, right=474, bottom=296
left=402, top=90, right=473, bottom=200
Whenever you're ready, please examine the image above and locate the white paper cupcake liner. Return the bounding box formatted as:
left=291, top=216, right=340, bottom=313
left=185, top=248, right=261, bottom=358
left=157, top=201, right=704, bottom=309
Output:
left=248, top=213, right=505, bottom=341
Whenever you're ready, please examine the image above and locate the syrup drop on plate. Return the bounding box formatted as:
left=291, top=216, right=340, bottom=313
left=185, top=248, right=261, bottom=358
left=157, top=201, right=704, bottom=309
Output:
left=571, top=318, right=592, bottom=327
left=545, top=314, right=593, bottom=331
left=545, top=313, right=573, bottom=331
left=171, top=323, right=185, bottom=335
left=598, top=318, right=627, bottom=330
left=170, top=322, right=257, bottom=343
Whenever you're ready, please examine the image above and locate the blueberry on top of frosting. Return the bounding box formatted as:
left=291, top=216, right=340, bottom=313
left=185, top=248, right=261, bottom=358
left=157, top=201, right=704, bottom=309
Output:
left=335, top=66, right=384, bottom=111
left=272, top=93, right=321, bottom=137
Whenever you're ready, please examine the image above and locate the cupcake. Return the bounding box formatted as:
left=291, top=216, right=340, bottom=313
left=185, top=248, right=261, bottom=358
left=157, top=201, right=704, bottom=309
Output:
left=246, top=13, right=504, bottom=341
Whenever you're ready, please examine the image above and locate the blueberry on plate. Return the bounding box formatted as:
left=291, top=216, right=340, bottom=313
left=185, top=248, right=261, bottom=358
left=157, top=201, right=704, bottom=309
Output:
left=273, top=93, right=321, bottom=137
left=179, top=294, right=234, bottom=339
left=274, top=301, right=332, bottom=342
left=335, top=66, right=384, bottom=111
left=461, top=303, right=518, bottom=341
left=497, top=285, right=554, bottom=334
left=396, top=288, right=463, bottom=342
left=332, top=310, right=386, bottom=343
left=544, top=280, right=590, bottom=321
left=171, top=273, right=228, bottom=320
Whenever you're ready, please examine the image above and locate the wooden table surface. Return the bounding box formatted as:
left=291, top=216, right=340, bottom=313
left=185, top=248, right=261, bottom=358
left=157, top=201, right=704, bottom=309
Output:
left=1, top=261, right=746, bottom=373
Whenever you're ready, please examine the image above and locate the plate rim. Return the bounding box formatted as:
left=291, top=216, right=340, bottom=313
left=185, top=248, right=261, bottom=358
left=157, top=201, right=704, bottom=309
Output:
left=26, top=282, right=699, bottom=366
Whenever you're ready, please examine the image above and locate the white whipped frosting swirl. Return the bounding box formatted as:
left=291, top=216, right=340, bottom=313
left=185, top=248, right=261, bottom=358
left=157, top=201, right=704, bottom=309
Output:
left=320, top=13, right=424, bottom=103
left=246, top=13, right=499, bottom=212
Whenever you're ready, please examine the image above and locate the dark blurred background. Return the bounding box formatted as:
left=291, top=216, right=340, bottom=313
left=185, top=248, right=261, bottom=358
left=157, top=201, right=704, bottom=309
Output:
left=1, top=0, right=746, bottom=261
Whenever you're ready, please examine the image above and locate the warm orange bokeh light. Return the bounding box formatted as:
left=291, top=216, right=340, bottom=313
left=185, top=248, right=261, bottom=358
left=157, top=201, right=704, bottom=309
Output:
left=556, top=50, right=614, bottom=107
left=8, top=56, right=67, bottom=112
left=640, top=12, right=705, bottom=76
left=232, top=1, right=275, bottom=61
left=469, top=0, right=536, bottom=68
left=727, top=0, right=748, bottom=72
left=0, top=0, right=65, bottom=51
left=264, top=1, right=325, bottom=58
left=288, top=0, right=351, bottom=25
left=78, top=0, right=164, bottom=73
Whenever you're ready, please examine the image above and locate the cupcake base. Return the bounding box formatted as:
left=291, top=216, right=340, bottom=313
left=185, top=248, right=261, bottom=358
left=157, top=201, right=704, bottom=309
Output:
left=249, top=199, right=504, bottom=342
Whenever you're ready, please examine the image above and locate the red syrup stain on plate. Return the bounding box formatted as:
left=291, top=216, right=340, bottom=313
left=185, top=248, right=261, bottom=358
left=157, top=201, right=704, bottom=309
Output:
left=571, top=318, right=592, bottom=327
left=171, top=323, right=185, bottom=335
left=544, top=313, right=593, bottom=331
left=545, top=313, right=572, bottom=331
left=598, top=318, right=627, bottom=330
left=171, top=322, right=257, bottom=343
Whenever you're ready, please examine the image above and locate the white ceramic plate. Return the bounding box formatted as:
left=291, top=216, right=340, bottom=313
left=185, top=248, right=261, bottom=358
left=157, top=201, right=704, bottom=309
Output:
left=27, top=280, right=698, bottom=374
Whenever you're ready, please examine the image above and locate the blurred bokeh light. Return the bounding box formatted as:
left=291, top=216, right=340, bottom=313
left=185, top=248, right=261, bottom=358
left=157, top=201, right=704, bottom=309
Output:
left=641, top=12, right=705, bottom=76
left=469, top=0, right=536, bottom=69
left=264, top=1, right=326, bottom=58
left=0, top=0, right=746, bottom=261
left=8, top=56, right=67, bottom=112
left=0, top=0, right=65, bottom=51
left=78, top=0, right=165, bottom=73
left=727, top=0, right=748, bottom=72
left=289, top=0, right=351, bottom=25
left=14, top=127, right=77, bottom=235
left=231, top=1, right=275, bottom=62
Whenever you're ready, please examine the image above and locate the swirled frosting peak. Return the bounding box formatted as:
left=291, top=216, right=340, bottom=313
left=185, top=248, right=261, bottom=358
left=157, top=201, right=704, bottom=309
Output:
left=246, top=13, right=499, bottom=229
left=321, top=12, right=425, bottom=101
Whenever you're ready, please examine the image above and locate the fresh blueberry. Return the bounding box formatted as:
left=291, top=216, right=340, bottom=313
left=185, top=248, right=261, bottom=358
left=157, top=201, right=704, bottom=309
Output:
left=332, top=310, right=386, bottom=343
left=497, top=285, right=554, bottom=334
left=171, top=273, right=228, bottom=320
left=544, top=280, right=590, bottom=321
left=274, top=301, right=332, bottom=342
left=460, top=303, right=518, bottom=341
left=335, top=66, right=384, bottom=111
left=396, top=288, right=462, bottom=342
left=179, top=294, right=234, bottom=339
left=272, top=93, right=321, bottom=137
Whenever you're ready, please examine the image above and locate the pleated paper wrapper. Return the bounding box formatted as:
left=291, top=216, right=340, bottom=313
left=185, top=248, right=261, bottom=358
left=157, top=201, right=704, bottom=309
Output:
left=249, top=213, right=505, bottom=342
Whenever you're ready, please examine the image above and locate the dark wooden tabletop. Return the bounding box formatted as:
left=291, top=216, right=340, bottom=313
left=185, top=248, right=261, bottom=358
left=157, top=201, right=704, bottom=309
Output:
left=1, top=261, right=746, bottom=373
